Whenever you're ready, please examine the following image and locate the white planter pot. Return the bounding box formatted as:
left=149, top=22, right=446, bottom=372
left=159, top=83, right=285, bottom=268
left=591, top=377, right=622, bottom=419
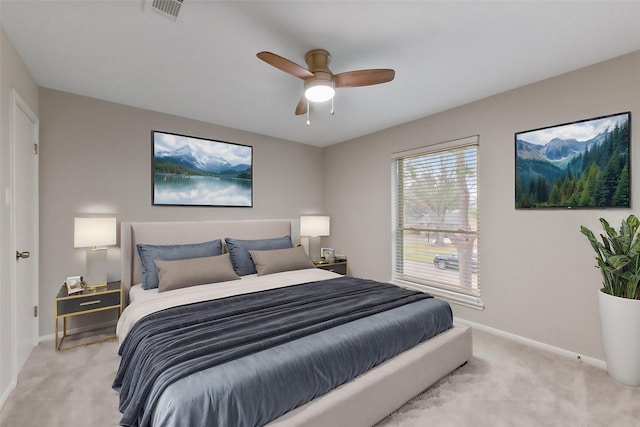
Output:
left=598, top=290, right=640, bottom=386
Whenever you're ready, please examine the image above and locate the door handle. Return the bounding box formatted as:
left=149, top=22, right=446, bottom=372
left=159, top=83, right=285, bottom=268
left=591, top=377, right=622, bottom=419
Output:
left=16, top=251, right=30, bottom=260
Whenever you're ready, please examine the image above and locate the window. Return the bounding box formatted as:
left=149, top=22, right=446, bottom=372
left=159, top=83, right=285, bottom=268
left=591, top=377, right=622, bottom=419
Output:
left=391, top=135, right=482, bottom=309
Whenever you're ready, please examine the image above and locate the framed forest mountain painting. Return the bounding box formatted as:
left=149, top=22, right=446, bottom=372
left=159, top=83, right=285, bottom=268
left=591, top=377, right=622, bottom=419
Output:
left=515, top=112, right=630, bottom=209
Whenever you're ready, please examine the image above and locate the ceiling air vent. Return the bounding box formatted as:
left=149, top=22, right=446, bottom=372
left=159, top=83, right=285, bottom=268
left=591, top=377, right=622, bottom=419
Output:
left=151, top=0, right=183, bottom=21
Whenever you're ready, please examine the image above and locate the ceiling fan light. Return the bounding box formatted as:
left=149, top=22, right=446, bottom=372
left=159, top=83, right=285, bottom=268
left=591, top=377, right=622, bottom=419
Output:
left=305, top=82, right=335, bottom=103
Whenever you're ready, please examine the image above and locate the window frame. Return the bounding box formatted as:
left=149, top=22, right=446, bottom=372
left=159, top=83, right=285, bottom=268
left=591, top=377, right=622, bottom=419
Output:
left=390, top=135, right=483, bottom=310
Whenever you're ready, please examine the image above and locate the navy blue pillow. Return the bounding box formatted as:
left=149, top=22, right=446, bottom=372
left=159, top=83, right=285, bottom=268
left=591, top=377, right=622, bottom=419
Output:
left=224, top=236, right=293, bottom=276
left=137, top=240, right=223, bottom=290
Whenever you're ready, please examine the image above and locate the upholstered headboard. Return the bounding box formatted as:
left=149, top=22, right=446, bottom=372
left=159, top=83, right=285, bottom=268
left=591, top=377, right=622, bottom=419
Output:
left=120, top=220, right=293, bottom=305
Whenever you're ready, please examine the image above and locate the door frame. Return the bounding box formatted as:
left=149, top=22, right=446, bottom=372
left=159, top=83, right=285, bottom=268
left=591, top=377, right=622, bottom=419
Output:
left=9, top=88, right=39, bottom=379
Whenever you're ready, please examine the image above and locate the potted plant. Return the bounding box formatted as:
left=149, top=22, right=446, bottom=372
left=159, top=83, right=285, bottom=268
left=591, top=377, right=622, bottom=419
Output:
left=581, top=214, right=640, bottom=386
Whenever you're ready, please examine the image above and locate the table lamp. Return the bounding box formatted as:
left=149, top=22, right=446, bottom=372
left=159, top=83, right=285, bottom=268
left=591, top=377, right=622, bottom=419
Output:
left=74, top=217, right=116, bottom=289
left=300, top=215, right=330, bottom=261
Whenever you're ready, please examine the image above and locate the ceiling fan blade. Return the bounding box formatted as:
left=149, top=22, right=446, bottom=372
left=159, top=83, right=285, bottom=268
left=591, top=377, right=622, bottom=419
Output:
left=295, top=95, right=308, bottom=115
left=334, top=69, right=395, bottom=88
left=257, top=51, right=315, bottom=80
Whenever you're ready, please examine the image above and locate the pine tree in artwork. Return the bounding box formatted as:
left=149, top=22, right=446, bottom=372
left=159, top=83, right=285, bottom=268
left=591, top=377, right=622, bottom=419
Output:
left=612, top=163, right=630, bottom=206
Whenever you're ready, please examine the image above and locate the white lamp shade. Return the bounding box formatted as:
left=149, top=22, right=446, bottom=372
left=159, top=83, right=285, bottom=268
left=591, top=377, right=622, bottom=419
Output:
left=300, top=215, right=330, bottom=237
left=74, top=217, right=117, bottom=248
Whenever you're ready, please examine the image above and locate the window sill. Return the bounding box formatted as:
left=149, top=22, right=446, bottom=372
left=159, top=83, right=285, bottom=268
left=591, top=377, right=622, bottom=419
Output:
left=390, top=279, right=485, bottom=310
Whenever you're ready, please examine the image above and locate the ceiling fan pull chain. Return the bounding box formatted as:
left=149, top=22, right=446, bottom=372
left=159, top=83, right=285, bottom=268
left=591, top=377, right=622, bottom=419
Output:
left=331, top=96, right=334, bottom=115
left=306, top=99, right=311, bottom=126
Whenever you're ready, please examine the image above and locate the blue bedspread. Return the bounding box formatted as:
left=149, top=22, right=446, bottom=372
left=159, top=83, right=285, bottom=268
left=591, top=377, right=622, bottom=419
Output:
left=113, top=276, right=453, bottom=427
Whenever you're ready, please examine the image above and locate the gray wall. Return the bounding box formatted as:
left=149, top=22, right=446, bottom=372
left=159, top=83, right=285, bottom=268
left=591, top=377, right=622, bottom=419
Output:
left=0, top=26, right=39, bottom=403
left=38, top=88, right=325, bottom=336
left=323, top=50, right=640, bottom=361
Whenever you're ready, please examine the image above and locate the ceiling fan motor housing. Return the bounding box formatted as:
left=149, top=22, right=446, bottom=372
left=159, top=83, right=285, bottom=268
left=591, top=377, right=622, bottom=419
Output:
left=304, top=49, right=332, bottom=73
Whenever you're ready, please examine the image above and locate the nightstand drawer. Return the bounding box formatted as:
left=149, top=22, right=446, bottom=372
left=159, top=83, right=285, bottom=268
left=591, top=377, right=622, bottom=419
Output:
left=56, top=291, right=120, bottom=316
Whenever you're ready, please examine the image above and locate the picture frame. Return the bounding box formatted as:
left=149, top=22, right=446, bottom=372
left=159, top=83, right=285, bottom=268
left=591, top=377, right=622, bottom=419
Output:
left=152, top=130, right=253, bottom=207
left=515, top=112, right=630, bottom=209
left=321, top=247, right=335, bottom=262
left=65, top=275, right=84, bottom=294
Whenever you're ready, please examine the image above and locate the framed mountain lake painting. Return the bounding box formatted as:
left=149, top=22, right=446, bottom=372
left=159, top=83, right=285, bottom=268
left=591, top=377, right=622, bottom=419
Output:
left=515, top=112, right=630, bottom=209
left=152, top=130, right=253, bottom=207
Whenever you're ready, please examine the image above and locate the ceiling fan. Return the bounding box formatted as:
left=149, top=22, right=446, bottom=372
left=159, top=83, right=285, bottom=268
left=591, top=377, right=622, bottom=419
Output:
left=257, top=49, right=395, bottom=116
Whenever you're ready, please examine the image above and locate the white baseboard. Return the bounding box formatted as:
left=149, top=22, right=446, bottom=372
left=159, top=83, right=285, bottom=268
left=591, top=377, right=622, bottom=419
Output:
left=454, top=317, right=607, bottom=371
left=39, top=319, right=117, bottom=343
left=0, top=379, right=17, bottom=411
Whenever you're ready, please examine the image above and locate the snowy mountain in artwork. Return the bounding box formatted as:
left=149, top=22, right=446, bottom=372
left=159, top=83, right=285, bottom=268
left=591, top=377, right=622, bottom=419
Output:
left=155, top=144, right=251, bottom=176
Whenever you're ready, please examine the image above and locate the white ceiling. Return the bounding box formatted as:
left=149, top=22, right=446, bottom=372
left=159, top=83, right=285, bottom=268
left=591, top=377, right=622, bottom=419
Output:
left=3, top=1, right=640, bottom=147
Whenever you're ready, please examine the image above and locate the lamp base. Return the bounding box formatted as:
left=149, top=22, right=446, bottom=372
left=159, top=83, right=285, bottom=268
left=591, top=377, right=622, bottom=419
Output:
left=83, top=282, right=108, bottom=291
left=308, top=236, right=322, bottom=261
left=85, top=247, right=108, bottom=287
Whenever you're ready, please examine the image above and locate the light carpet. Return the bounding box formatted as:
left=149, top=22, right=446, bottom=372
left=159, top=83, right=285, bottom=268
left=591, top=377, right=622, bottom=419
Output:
left=1, top=328, right=639, bottom=427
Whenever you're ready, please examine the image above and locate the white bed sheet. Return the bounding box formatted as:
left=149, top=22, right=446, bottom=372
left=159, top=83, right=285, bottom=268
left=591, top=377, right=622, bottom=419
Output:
left=117, top=268, right=340, bottom=345
left=128, top=283, right=155, bottom=303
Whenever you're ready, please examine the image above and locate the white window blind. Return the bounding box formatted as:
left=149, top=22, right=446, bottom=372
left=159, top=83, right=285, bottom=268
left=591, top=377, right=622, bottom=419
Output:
left=391, top=136, right=482, bottom=308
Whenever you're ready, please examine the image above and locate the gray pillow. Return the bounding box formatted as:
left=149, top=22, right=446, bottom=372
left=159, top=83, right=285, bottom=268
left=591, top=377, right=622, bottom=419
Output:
left=137, top=239, right=223, bottom=289
left=155, top=253, right=239, bottom=293
left=249, top=246, right=315, bottom=276
left=225, top=235, right=293, bottom=276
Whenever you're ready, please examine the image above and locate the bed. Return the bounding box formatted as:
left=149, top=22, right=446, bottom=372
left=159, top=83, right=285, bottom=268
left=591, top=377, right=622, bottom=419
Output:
left=115, top=219, right=472, bottom=427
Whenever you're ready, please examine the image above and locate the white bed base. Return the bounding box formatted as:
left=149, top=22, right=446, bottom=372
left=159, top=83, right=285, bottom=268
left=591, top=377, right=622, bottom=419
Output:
left=120, top=220, right=472, bottom=426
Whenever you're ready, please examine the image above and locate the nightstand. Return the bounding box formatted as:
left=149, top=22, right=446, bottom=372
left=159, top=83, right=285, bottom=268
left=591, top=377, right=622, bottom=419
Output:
left=54, top=280, right=122, bottom=351
left=313, top=259, right=348, bottom=275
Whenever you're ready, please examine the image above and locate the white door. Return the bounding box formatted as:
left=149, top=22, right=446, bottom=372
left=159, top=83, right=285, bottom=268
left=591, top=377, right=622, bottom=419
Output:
left=11, top=89, right=39, bottom=375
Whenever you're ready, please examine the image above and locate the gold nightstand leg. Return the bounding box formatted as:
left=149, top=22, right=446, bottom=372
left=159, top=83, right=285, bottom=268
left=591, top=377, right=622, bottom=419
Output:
left=55, top=317, right=68, bottom=352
